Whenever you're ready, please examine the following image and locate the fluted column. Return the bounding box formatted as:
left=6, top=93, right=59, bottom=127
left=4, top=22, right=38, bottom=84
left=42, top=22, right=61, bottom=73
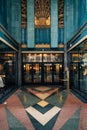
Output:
left=51, top=0, right=58, bottom=48
left=27, top=0, right=34, bottom=48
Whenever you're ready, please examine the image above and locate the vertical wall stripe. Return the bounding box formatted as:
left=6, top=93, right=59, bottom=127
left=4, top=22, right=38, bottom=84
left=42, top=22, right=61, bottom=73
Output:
left=0, top=0, right=7, bottom=28
left=78, top=0, right=87, bottom=27
left=27, top=0, right=34, bottom=48
left=73, top=0, right=78, bottom=32
left=22, top=29, right=25, bottom=43
left=11, top=0, right=21, bottom=43
left=51, top=0, right=58, bottom=48
left=64, top=0, right=74, bottom=43
left=6, top=0, right=11, bottom=33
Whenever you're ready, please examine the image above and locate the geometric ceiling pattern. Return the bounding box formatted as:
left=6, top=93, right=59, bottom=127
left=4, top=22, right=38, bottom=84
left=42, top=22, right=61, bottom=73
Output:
left=21, top=0, right=64, bottom=28
left=35, top=0, right=50, bottom=27
left=35, top=0, right=50, bottom=19
left=21, top=0, right=27, bottom=28
left=58, top=0, right=64, bottom=28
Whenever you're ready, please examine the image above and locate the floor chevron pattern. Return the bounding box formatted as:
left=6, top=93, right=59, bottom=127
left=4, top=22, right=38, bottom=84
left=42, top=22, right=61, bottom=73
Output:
left=0, top=86, right=87, bottom=130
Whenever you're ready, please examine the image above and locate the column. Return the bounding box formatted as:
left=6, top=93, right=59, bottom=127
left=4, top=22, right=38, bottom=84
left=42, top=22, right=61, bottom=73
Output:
left=11, top=0, right=21, bottom=43
left=27, top=0, right=34, bottom=48
left=64, top=0, right=74, bottom=43
left=64, top=0, right=73, bottom=88
left=18, top=44, right=22, bottom=87
left=51, top=0, right=58, bottom=48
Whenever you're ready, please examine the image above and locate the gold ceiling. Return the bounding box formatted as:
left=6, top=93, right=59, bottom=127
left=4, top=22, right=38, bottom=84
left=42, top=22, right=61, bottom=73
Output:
left=58, top=0, right=64, bottom=27
left=21, top=0, right=64, bottom=28
left=35, top=0, right=50, bottom=27
left=21, top=0, right=27, bottom=28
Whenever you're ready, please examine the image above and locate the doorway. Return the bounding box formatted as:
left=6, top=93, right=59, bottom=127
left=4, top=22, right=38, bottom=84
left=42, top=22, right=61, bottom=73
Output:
left=22, top=62, right=63, bottom=85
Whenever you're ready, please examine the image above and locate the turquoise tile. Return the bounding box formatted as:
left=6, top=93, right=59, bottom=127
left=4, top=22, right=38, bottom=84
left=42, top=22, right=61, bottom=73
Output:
left=60, top=107, right=81, bottom=130
left=16, top=90, right=40, bottom=108
left=5, top=108, right=26, bottom=130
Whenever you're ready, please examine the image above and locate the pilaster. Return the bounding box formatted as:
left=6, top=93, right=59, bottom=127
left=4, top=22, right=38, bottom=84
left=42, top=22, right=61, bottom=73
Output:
left=27, top=0, right=34, bottom=48
left=51, top=0, right=58, bottom=48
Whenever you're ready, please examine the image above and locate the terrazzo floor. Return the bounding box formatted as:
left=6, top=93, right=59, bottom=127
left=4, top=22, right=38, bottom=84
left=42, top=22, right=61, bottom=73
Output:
left=0, top=86, right=87, bottom=130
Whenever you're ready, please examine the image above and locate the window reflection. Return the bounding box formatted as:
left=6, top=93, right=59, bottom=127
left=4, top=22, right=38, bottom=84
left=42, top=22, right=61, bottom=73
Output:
left=70, top=52, right=87, bottom=93
left=0, top=53, right=16, bottom=86
left=23, top=53, right=63, bottom=62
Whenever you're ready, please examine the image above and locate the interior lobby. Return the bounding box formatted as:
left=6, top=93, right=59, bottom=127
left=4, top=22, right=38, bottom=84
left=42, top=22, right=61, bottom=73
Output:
left=0, top=0, right=87, bottom=130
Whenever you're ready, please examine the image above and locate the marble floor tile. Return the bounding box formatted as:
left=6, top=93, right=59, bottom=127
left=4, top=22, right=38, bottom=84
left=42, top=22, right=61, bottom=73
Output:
left=37, top=100, right=49, bottom=107
left=34, top=86, right=51, bottom=92
left=26, top=106, right=61, bottom=126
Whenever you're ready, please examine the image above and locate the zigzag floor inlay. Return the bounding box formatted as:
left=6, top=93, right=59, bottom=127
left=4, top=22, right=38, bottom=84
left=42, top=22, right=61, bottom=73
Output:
left=26, top=106, right=61, bottom=126
left=27, top=87, right=58, bottom=99
left=34, top=86, right=52, bottom=92
left=0, top=86, right=87, bottom=130
left=37, top=100, right=49, bottom=107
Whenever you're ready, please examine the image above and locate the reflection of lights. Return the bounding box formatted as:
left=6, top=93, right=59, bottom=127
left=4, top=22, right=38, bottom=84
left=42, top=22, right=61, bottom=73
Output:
left=44, top=54, right=47, bottom=57
left=60, top=64, right=62, bottom=68
left=8, top=60, right=12, bottom=65
left=46, top=17, right=50, bottom=25
left=40, top=54, right=42, bottom=57
left=24, top=65, right=26, bottom=68
left=23, top=95, right=27, bottom=103
left=74, top=66, right=76, bottom=70
left=0, top=64, right=3, bottom=71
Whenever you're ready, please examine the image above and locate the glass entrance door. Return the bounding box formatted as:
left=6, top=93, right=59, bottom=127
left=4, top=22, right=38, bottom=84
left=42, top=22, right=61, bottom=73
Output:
left=44, top=64, right=52, bottom=83
left=23, top=63, right=41, bottom=84
left=53, top=63, right=63, bottom=84
left=22, top=63, right=63, bottom=84
left=33, top=64, right=41, bottom=83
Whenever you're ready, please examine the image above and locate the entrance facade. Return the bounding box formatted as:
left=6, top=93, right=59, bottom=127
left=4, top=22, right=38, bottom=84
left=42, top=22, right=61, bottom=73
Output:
left=22, top=53, right=64, bottom=85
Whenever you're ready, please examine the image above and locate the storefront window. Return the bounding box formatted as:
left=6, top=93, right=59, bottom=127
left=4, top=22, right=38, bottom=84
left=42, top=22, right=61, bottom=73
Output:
left=70, top=52, right=87, bottom=93
left=0, top=53, right=17, bottom=86
left=79, top=53, right=87, bottom=92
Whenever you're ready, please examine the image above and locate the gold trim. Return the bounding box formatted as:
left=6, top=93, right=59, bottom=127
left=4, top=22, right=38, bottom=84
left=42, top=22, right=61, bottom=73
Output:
left=21, top=51, right=64, bottom=53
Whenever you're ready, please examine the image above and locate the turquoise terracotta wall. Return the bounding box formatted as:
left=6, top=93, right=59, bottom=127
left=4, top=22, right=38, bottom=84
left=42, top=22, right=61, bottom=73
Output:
left=6, top=0, right=11, bottom=33
left=10, top=0, right=21, bottom=43
left=64, top=0, right=74, bottom=43
left=22, top=28, right=64, bottom=44
left=35, top=28, right=50, bottom=44
left=78, top=0, right=87, bottom=27
left=51, top=0, right=58, bottom=48
left=27, top=0, right=34, bottom=48
left=0, top=0, right=21, bottom=43
left=0, top=0, right=7, bottom=28
left=64, top=0, right=87, bottom=44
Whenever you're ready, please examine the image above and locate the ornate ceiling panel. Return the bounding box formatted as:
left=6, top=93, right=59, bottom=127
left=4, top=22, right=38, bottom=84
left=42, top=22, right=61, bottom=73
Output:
left=58, top=0, right=64, bottom=28
left=35, top=0, right=50, bottom=27
left=21, top=0, right=64, bottom=28
left=35, top=0, right=50, bottom=19
left=21, top=0, right=27, bottom=28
